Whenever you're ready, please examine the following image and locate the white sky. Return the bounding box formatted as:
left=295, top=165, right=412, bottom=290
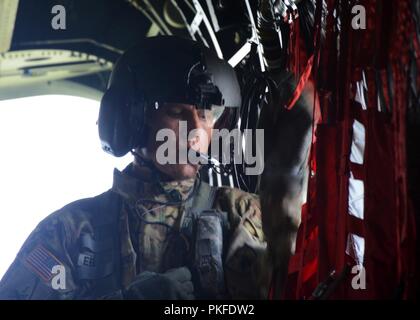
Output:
left=0, top=95, right=131, bottom=279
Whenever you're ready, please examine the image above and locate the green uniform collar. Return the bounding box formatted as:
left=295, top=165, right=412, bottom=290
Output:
left=111, top=163, right=196, bottom=204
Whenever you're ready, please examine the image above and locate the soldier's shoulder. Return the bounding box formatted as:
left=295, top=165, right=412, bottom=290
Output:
left=0, top=191, right=114, bottom=299
left=213, top=186, right=262, bottom=237
left=214, top=186, right=260, bottom=213
left=29, top=190, right=114, bottom=248
left=50, top=190, right=112, bottom=222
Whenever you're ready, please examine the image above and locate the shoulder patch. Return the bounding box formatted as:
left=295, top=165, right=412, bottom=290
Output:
left=23, top=245, right=64, bottom=282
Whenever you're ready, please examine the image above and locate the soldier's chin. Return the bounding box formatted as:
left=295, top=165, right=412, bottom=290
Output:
left=157, top=163, right=199, bottom=180
left=178, top=163, right=199, bottom=179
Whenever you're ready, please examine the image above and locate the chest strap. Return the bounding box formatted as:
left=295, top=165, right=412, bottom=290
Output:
left=180, top=181, right=230, bottom=299
left=76, top=191, right=123, bottom=299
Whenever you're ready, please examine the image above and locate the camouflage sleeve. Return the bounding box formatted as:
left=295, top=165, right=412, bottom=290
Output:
left=214, top=187, right=272, bottom=299
left=0, top=209, right=82, bottom=300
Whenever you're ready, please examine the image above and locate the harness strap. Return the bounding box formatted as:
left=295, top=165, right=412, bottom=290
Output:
left=76, top=191, right=122, bottom=298
left=179, top=181, right=230, bottom=299
left=179, top=180, right=218, bottom=236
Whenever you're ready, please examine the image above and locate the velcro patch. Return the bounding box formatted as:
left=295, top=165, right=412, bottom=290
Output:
left=23, top=244, right=63, bottom=282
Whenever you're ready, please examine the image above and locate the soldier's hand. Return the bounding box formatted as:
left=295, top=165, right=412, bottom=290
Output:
left=123, top=266, right=194, bottom=300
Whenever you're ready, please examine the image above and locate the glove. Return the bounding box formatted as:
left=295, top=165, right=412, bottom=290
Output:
left=123, top=266, right=194, bottom=300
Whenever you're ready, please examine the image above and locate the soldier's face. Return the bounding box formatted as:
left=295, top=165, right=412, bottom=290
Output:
left=144, top=103, right=214, bottom=180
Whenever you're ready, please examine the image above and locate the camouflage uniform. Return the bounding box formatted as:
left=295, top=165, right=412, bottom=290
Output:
left=0, top=164, right=270, bottom=299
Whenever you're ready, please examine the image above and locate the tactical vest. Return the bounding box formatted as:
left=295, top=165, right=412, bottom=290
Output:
left=76, top=180, right=229, bottom=299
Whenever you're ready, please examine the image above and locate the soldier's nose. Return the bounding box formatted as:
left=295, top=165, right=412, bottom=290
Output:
left=187, top=132, right=200, bottom=150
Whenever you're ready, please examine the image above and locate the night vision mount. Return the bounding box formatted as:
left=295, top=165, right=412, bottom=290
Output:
left=187, top=65, right=223, bottom=109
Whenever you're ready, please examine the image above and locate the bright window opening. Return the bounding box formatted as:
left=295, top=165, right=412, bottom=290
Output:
left=0, top=95, right=131, bottom=278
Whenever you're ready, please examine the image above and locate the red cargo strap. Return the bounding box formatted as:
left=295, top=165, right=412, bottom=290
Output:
left=285, top=54, right=315, bottom=110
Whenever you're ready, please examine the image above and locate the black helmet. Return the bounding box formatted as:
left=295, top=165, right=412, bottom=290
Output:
left=98, top=36, right=241, bottom=157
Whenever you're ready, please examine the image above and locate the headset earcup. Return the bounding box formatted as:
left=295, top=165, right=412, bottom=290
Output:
left=130, top=100, right=147, bottom=150
left=98, top=87, right=133, bottom=157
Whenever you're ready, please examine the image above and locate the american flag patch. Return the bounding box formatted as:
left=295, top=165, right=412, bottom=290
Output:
left=23, top=245, right=63, bottom=282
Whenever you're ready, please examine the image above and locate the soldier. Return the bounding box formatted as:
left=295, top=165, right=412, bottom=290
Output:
left=0, top=36, right=272, bottom=300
